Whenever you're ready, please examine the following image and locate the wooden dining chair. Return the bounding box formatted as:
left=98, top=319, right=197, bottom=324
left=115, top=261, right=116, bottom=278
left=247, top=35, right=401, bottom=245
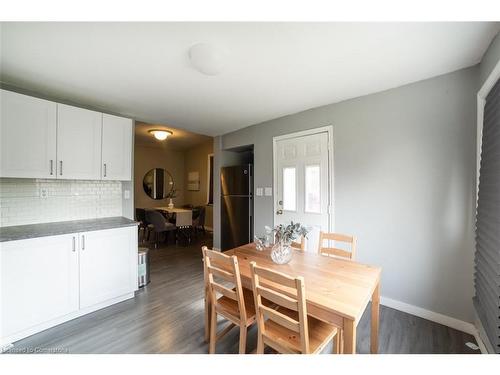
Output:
left=290, top=236, right=306, bottom=251
left=202, top=246, right=257, bottom=354
left=249, top=262, right=339, bottom=354
left=318, top=231, right=357, bottom=260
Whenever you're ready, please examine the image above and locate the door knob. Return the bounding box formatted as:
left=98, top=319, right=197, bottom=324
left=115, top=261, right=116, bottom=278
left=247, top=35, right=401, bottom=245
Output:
left=276, top=209, right=283, bottom=215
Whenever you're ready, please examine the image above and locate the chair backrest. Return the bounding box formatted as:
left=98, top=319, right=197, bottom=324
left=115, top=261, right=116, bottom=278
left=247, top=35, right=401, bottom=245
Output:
left=317, top=231, right=356, bottom=260
left=197, top=206, right=206, bottom=226
left=145, top=209, right=167, bottom=231
left=202, top=246, right=247, bottom=324
left=192, top=207, right=201, bottom=220
left=135, top=208, right=146, bottom=223
left=250, top=262, right=309, bottom=354
left=290, top=236, right=305, bottom=251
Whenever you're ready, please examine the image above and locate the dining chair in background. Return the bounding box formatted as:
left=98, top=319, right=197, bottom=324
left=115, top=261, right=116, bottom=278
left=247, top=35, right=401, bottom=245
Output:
left=202, top=246, right=257, bottom=354
left=145, top=209, right=177, bottom=248
left=250, top=261, right=339, bottom=354
left=192, top=206, right=206, bottom=235
left=317, top=231, right=357, bottom=260
left=291, top=236, right=306, bottom=251
left=135, top=208, right=152, bottom=243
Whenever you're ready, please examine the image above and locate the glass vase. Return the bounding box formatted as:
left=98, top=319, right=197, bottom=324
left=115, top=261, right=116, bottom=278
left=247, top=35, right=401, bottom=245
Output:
left=270, top=241, right=293, bottom=264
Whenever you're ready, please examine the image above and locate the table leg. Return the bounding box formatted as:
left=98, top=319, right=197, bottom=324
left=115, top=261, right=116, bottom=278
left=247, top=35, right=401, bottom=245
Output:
left=370, top=280, right=380, bottom=354
left=342, top=318, right=356, bottom=354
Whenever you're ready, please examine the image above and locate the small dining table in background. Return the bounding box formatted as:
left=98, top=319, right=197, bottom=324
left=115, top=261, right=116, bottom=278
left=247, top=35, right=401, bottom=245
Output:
left=205, top=243, right=382, bottom=354
left=155, top=207, right=192, bottom=227
left=156, top=206, right=193, bottom=244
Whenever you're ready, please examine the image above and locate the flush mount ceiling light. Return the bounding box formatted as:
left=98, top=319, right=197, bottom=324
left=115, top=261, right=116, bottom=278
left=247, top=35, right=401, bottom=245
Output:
left=188, top=43, right=224, bottom=76
left=149, top=129, right=172, bottom=141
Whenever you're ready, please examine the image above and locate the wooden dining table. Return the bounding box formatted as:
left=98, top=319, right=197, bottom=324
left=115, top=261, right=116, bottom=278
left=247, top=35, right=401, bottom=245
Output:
left=205, top=243, right=382, bottom=354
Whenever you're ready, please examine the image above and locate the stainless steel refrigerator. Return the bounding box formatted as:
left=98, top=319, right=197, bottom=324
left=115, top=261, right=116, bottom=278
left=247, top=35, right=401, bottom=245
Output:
left=221, top=165, right=253, bottom=250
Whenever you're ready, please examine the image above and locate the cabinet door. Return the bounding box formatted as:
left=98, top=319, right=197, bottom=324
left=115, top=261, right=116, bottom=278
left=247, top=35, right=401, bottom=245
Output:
left=102, top=114, right=133, bottom=181
left=79, top=227, right=137, bottom=309
left=0, top=234, right=79, bottom=339
left=57, top=104, right=102, bottom=180
left=0, top=90, right=57, bottom=178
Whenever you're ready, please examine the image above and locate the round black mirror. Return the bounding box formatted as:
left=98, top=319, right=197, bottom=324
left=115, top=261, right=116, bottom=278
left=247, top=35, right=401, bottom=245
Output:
left=143, top=168, right=174, bottom=200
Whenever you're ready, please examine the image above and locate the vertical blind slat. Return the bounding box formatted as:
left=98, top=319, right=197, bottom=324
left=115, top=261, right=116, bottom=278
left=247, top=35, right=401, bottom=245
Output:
left=475, top=77, right=500, bottom=353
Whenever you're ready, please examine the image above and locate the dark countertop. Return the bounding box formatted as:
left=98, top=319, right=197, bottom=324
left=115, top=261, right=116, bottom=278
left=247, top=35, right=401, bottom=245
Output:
left=0, top=217, right=138, bottom=243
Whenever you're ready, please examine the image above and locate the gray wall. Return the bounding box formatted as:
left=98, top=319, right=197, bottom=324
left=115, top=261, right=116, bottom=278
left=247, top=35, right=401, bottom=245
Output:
left=215, top=66, right=478, bottom=322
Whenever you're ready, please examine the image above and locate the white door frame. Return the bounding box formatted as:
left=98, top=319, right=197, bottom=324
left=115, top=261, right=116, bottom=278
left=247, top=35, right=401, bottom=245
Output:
left=476, top=59, right=500, bottom=207
left=272, top=125, right=334, bottom=233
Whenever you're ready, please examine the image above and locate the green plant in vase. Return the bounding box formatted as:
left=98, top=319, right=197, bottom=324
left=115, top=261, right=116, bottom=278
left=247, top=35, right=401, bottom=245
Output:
left=271, top=222, right=309, bottom=264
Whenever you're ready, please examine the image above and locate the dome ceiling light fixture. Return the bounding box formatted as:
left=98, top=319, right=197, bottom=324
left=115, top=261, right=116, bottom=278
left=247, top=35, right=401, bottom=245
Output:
left=188, top=43, right=224, bottom=76
left=149, top=129, right=173, bottom=141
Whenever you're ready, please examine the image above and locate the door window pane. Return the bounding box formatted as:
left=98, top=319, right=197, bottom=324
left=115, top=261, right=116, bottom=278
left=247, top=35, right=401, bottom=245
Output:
left=283, top=167, right=296, bottom=211
left=305, top=165, right=321, bottom=213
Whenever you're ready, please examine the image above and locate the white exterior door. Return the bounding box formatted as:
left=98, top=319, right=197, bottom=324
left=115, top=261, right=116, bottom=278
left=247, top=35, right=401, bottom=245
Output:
left=57, top=104, right=102, bottom=180
left=274, top=130, right=331, bottom=252
left=0, top=90, right=57, bottom=178
left=0, top=234, right=79, bottom=339
left=79, top=227, right=137, bottom=309
left=102, top=113, right=133, bottom=181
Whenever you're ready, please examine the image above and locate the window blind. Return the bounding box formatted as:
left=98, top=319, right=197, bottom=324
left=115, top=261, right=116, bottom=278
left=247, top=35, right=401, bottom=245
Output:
left=474, top=77, right=500, bottom=354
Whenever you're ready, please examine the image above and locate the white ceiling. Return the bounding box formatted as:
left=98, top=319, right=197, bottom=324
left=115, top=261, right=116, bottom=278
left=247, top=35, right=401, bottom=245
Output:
left=1, top=22, right=498, bottom=136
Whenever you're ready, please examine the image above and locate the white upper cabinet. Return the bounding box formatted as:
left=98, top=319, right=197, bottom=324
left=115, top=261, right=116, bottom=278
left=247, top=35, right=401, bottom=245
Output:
left=102, top=114, right=132, bottom=181
left=1, top=90, right=133, bottom=181
left=0, top=90, right=57, bottom=178
left=57, top=104, right=102, bottom=180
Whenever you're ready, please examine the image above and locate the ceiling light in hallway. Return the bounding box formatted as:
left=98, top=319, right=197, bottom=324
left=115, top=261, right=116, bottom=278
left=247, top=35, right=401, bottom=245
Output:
left=149, top=129, right=173, bottom=141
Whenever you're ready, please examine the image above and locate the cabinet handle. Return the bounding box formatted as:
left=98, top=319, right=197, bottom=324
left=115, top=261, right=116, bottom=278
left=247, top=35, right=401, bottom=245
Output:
left=104, top=163, right=107, bottom=177
left=72, top=236, right=76, bottom=252
left=50, top=160, right=53, bottom=175
left=81, top=235, right=85, bottom=250
left=59, top=161, right=63, bottom=176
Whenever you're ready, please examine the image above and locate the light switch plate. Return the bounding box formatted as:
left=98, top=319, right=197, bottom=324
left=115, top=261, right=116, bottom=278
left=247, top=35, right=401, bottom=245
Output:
left=264, top=187, right=273, bottom=196
left=256, top=188, right=263, bottom=196
left=124, top=190, right=131, bottom=199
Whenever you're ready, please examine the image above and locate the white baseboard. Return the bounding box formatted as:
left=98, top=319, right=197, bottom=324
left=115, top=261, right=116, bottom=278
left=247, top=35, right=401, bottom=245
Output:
left=380, top=296, right=478, bottom=338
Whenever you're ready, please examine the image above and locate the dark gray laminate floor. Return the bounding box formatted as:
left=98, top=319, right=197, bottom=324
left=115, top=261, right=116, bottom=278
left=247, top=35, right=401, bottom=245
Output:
left=7, top=234, right=479, bottom=354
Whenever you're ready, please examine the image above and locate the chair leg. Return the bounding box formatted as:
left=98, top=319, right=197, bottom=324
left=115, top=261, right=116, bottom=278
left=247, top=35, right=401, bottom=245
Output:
left=239, top=324, right=247, bottom=354
left=256, top=334, right=264, bottom=354
left=338, top=330, right=344, bottom=354
left=334, top=331, right=341, bottom=353
left=204, top=292, right=210, bottom=343
left=209, top=307, right=217, bottom=354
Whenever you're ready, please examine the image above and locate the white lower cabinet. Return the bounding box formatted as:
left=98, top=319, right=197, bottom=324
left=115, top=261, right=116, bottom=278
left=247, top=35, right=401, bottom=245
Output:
left=0, top=226, right=138, bottom=346
left=79, top=227, right=137, bottom=309
left=0, top=234, right=79, bottom=340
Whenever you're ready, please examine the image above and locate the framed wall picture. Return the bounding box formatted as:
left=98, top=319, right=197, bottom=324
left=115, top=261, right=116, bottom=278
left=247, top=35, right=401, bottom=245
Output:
left=187, top=171, right=200, bottom=191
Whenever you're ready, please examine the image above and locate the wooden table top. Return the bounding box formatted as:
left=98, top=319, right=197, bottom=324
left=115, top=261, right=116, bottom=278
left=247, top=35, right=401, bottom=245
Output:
left=225, top=244, right=381, bottom=322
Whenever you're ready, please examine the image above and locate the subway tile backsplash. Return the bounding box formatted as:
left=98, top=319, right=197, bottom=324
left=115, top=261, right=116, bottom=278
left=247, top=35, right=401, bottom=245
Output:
left=0, top=178, right=122, bottom=227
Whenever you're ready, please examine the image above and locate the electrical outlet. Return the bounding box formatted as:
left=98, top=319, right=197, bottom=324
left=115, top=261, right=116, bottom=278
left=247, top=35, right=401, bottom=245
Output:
left=264, top=187, right=273, bottom=196
left=124, top=190, right=131, bottom=199
left=256, top=188, right=263, bottom=196
left=40, top=188, right=48, bottom=199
